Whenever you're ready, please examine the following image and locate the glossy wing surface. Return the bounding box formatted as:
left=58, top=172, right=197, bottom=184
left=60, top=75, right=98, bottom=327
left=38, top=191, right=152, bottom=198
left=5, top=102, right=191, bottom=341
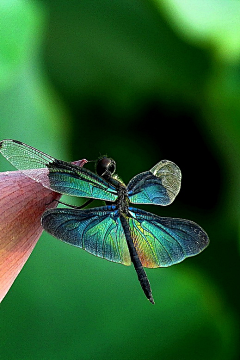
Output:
left=47, top=164, right=118, bottom=201
left=42, top=205, right=131, bottom=265
left=127, top=160, right=181, bottom=205
left=127, top=207, right=209, bottom=268
left=0, top=139, right=118, bottom=201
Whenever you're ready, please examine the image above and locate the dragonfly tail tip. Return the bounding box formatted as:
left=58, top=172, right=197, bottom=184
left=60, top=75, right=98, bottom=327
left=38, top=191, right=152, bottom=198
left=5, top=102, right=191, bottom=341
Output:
left=149, top=296, right=155, bottom=305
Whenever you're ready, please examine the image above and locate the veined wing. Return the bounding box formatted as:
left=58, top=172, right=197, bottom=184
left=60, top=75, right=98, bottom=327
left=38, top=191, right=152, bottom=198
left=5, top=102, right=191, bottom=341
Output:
left=42, top=205, right=131, bottom=265
left=127, top=207, right=209, bottom=268
left=0, top=139, right=118, bottom=201
left=127, top=160, right=181, bottom=205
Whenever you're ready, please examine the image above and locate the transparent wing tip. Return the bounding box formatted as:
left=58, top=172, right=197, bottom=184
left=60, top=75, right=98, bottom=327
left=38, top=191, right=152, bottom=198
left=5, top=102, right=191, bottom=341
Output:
left=150, top=160, right=182, bottom=204
left=150, top=160, right=181, bottom=180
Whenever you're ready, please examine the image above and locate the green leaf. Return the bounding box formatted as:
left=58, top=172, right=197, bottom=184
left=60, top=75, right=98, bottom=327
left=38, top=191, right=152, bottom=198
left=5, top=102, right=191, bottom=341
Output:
left=0, top=0, right=71, bottom=171
left=0, top=0, right=44, bottom=90
left=153, top=0, right=240, bottom=61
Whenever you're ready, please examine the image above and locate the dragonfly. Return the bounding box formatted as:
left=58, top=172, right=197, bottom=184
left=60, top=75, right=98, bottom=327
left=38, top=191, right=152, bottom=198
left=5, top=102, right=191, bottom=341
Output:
left=0, top=139, right=209, bottom=304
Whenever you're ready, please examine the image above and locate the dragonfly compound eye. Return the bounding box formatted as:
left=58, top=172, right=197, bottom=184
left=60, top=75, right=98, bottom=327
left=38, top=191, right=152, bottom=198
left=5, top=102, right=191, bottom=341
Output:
left=96, top=157, right=116, bottom=176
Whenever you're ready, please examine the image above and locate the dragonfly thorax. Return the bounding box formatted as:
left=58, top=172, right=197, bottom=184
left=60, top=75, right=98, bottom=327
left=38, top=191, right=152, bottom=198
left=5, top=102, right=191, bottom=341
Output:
left=97, top=157, right=129, bottom=214
left=116, top=184, right=129, bottom=214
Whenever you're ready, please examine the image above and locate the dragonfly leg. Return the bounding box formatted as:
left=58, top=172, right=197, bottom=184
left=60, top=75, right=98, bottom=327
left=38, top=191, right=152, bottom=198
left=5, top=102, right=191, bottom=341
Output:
left=45, top=198, right=94, bottom=209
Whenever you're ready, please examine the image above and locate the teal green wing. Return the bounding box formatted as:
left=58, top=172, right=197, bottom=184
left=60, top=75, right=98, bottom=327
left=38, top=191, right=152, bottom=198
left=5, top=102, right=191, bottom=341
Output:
left=42, top=205, right=131, bottom=265
left=127, top=207, right=209, bottom=268
left=127, top=160, right=181, bottom=205
left=47, top=162, right=118, bottom=201
left=0, top=139, right=118, bottom=201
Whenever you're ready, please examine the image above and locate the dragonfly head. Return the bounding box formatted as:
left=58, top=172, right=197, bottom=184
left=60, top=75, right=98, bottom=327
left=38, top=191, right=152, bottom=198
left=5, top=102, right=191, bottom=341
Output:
left=96, top=156, right=116, bottom=177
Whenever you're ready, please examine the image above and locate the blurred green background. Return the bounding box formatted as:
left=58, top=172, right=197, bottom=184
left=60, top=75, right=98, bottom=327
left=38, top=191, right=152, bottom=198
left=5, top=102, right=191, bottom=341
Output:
left=0, top=0, right=240, bottom=359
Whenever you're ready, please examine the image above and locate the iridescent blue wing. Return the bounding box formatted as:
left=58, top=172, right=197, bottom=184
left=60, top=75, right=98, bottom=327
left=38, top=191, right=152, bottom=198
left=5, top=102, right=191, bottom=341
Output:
left=46, top=162, right=118, bottom=201
left=0, top=139, right=118, bottom=202
left=127, top=207, right=209, bottom=268
left=127, top=160, right=181, bottom=205
left=42, top=205, right=131, bottom=265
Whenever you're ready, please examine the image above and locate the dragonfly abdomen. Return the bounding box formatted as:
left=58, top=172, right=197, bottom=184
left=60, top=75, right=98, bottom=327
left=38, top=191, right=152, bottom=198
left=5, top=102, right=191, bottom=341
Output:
left=119, top=214, right=154, bottom=304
